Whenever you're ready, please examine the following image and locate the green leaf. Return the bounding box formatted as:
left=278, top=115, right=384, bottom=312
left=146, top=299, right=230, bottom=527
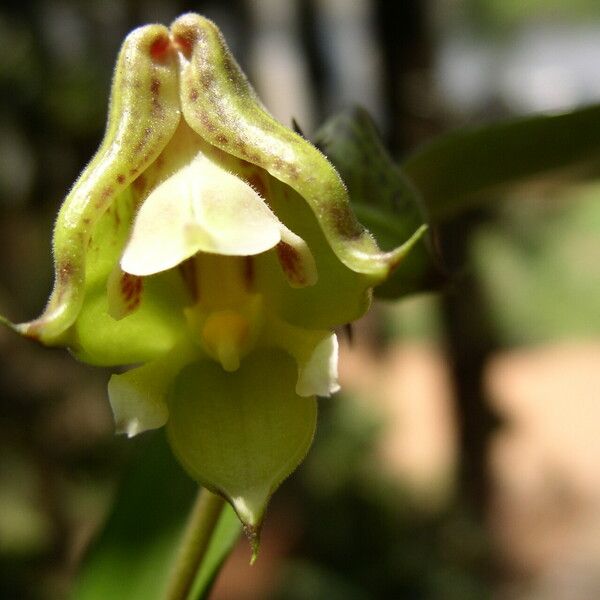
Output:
left=402, top=103, right=600, bottom=220
left=166, top=348, right=317, bottom=549
left=72, top=432, right=241, bottom=600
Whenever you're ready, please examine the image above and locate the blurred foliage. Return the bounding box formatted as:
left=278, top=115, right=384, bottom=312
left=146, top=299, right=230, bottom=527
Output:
left=272, top=398, right=490, bottom=600
left=72, top=433, right=197, bottom=600
left=464, top=0, right=600, bottom=30
left=314, top=106, right=440, bottom=299
left=473, top=182, right=600, bottom=344
left=381, top=295, right=444, bottom=344
left=401, top=104, right=600, bottom=222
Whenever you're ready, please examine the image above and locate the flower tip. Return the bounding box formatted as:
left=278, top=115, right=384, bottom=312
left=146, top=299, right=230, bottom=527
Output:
left=296, top=334, right=340, bottom=397
left=170, top=13, right=217, bottom=60
left=114, top=418, right=142, bottom=438
left=250, top=544, right=259, bottom=566
left=0, top=314, right=23, bottom=336
left=242, top=523, right=261, bottom=565
left=126, top=421, right=141, bottom=438
left=108, top=371, right=170, bottom=439
left=387, top=224, right=429, bottom=271
left=125, top=23, right=174, bottom=64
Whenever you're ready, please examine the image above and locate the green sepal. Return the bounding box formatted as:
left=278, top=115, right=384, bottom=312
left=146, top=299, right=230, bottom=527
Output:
left=172, top=13, right=412, bottom=285
left=254, top=179, right=376, bottom=328
left=16, top=24, right=181, bottom=344
left=166, top=348, right=317, bottom=555
left=62, top=184, right=189, bottom=365
left=70, top=272, right=188, bottom=366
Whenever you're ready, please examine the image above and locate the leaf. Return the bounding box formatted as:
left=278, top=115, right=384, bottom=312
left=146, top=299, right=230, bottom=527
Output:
left=72, top=432, right=241, bottom=600
left=402, top=103, right=600, bottom=220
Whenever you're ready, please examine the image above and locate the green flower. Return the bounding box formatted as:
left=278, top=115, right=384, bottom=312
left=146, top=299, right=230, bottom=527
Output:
left=6, top=14, right=424, bottom=541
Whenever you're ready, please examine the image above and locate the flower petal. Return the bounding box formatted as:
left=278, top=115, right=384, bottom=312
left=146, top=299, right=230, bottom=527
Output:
left=166, top=348, right=317, bottom=550
left=108, top=367, right=169, bottom=438
left=108, top=343, right=195, bottom=437
left=263, top=317, right=339, bottom=397
left=255, top=179, right=374, bottom=329
left=121, top=153, right=283, bottom=276
left=275, top=228, right=318, bottom=289
left=107, top=267, right=144, bottom=321
left=296, top=333, right=340, bottom=397
left=51, top=185, right=190, bottom=366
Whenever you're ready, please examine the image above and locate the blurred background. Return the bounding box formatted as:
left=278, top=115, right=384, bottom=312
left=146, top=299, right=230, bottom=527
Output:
left=1, top=0, right=600, bottom=598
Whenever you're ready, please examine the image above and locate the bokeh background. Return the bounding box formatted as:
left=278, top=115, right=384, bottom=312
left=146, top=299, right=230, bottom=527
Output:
left=1, top=1, right=600, bottom=598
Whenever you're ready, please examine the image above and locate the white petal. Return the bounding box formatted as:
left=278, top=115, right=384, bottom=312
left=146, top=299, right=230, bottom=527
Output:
left=296, top=333, right=340, bottom=397
left=107, top=344, right=195, bottom=437
left=121, top=153, right=283, bottom=276
left=108, top=364, right=169, bottom=438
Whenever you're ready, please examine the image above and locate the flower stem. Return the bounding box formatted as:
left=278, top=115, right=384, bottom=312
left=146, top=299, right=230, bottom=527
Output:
left=165, top=487, right=226, bottom=600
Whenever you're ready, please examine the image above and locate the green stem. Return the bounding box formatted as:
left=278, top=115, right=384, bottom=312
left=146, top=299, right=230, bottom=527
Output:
left=165, top=488, right=226, bottom=600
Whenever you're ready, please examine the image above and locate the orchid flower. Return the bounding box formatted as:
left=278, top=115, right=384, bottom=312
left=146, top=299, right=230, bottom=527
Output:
left=4, top=14, right=424, bottom=545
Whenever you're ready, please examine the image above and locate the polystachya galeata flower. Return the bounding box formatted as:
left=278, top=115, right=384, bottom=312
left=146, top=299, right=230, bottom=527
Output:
left=3, top=13, right=425, bottom=547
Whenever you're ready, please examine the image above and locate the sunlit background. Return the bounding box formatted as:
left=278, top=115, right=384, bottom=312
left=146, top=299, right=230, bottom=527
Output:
left=1, top=1, right=600, bottom=598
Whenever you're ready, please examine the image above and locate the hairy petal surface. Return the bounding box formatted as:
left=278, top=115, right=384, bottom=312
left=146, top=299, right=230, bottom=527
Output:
left=66, top=188, right=188, bottom=366
left=19, top=24, right=181, bottom=343
left=121, top=153, right=283, bottom=276
left=173, top=13, right=416, bottom=284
